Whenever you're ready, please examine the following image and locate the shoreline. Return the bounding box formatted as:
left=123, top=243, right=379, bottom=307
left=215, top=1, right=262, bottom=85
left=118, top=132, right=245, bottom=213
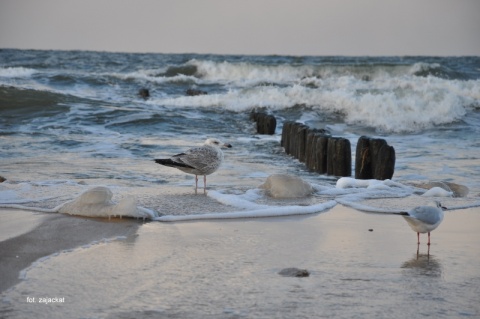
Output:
left=2, top=204, right=480, bottom=293
left=1, top=204, right=480, bottom=318
left=0, top=209, right=142, bottom=292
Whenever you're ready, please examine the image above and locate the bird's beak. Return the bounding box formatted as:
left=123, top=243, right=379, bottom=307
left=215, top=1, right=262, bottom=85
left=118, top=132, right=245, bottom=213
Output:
left=223, top=143, right=232, bottom=149
left=441, top=205, right=447, bottom=211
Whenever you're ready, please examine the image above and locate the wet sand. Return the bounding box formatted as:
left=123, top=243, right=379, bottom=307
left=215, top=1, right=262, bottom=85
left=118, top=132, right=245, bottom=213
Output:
left=0, top=209, right=142, bottom=292
left=1, top=205, right=480, bottom=318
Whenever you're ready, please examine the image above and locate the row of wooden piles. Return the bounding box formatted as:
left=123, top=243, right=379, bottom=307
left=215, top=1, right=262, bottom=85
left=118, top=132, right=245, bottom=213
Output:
left=250, top=111, right=396, bottom=179
left=281, top=121, right=396, bottom=179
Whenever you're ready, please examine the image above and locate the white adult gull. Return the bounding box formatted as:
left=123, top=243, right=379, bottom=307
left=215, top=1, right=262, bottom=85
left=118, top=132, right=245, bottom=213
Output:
left=154, top=138, right=232, bottom=194
left=398, top=200, right=447, bottom=245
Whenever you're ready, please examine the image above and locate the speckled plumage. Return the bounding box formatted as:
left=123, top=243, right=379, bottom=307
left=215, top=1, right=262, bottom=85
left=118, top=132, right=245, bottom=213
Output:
left=155, top=138, right=232, bottom=194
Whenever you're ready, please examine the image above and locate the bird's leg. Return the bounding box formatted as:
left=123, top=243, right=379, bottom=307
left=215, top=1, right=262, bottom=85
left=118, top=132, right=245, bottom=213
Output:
left=195, top=175, right=198, bottom=195
left=417, top=232, right=420, bottom=245
left=427, top=232, right=431, bottom=246
left=203, top=175, right=207, bottom=195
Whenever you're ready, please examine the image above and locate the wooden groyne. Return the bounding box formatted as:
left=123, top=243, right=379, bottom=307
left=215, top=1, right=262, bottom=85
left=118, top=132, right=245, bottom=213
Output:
left=281, top=121, right=351, bottom=176
left=355, top=136, right=395, bottom=180
left=250, top=111, right=277, bottom=135
left=281, top=121, right=395, bottom=179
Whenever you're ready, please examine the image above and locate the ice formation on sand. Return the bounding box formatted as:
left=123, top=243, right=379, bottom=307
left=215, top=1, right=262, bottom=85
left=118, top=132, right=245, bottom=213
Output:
left=58, top=187, right=156, bottom=219
left=259, top=174, right=313, bottom=198
left=421, top=187, right=453, bottom=197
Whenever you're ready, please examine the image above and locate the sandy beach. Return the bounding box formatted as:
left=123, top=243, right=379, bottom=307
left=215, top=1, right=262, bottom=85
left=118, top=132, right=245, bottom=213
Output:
left=0, top=209, right=142, bottom=292
left=1, top=204, right=479, bottom=318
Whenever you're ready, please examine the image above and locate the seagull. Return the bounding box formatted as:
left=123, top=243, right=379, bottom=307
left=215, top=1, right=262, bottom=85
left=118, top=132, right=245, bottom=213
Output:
left=154, top=138, right=232, bottom=194
left=398, top=200, right=447, bottom=245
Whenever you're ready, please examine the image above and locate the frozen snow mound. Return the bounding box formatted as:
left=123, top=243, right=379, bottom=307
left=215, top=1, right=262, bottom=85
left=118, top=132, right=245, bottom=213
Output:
left=259, top=174, right=313, bottom=198
left=421, top=187, right=453, bottom=197
left=58, top=187, right=156, bottom=219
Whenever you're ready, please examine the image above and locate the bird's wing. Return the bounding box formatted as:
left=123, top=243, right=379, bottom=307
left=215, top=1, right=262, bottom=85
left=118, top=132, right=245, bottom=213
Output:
left=155, top=155, right=195, bottom=169
left=409, top=206, right=442, bottom=225
left=173, top=146, right=217, bottom=170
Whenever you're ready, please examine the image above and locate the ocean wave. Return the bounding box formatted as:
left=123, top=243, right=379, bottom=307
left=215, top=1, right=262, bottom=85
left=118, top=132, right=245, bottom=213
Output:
left=0, top=66, right=37, bottom=78
left=1, top=54, right=479, bottom=136
left=185, top=59, right=454, bottom=85
left=149, top=75, right=480, bottom=133
left=2, top=72, right=478, bottom=134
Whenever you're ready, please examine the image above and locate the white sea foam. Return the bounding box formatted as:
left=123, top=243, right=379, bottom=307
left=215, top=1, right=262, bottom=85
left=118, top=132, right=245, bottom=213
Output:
left=189, top=59, right=309, bottom=85
left=208, top=189, right=267, bottom=210
left=0, top=184, right=157, bottom=219
left=154, top=200, right=337, bottom=222
left=2, top=177, right=479, bottom=222
left=187, top=59, right=432, bottom=84
left=3, top=59, right=478, bottom=134
left=148, top=73, right=479, bottom=133
left=0, top=67, right=37, bottom=78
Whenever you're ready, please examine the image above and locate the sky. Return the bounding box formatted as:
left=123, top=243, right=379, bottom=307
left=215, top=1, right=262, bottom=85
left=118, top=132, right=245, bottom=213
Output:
left=1, top=0, right=479, bottom=56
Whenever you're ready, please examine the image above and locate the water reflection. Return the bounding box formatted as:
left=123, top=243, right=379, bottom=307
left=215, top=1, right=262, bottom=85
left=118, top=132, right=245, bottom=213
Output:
left=401, top=244, right=442, bottom=277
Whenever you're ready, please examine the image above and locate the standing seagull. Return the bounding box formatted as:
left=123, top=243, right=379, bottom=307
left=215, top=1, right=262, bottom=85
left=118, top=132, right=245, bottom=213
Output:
left=398, top=201, right=447, bottom=245
left=154, top=138, right=232, bottom=194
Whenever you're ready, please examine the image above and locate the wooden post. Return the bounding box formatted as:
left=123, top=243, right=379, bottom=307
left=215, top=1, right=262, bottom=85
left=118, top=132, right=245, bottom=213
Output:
left=305, top=130, right=317, bottom=171
left=264, top=114, right=276, bottom=135
left=355, top=136, right=372, bottom=179
left=281, top=121, right=293, bottom=153
left=355, top=136, right=395, bottom=180
left=374, top=144, right=395, bottom=180
left=251, top=111, right=277, bottom=135
left=288, top=122, right=299, bottom=156
left=327, top=137, right=352, bottom=177
left=314, top=134, right=329, bottom=174
left=296, top=125, right=308, bottom=163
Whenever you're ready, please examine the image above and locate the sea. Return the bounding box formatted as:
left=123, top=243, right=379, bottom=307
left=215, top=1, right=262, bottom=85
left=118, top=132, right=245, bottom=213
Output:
left=1, top=49, right=479, bottom=216
left=1, top=49, right=480, bottom=318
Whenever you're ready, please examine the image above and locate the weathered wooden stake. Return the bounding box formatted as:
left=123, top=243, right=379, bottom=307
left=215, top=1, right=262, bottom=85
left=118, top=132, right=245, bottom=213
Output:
left=250, top=111, right=277, bottom=135
left=305, top=130, right=317, bottom=170
left=355, top=136, right=372, bottom=179
left=314, top=134, right=329, bottom=174
left=327, top=137, right=352, bottom=177
left=355, top=136, right=395, bottom=180
left=375, top=144, right=395, bottom=180
left=296, top=125, right=308, bottom=163
left=281, top=121, right=294, bottom=154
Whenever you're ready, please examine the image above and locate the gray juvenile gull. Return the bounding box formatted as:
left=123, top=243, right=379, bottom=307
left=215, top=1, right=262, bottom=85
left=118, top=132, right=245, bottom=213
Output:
left=154, top=138, right=232, bottom=194
left=397, top=200, right=446, bottom=245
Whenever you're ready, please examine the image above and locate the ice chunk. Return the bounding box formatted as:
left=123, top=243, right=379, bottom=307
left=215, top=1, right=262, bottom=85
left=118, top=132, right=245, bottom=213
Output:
left=422, top=187, right=453, bottom=197
left=58, top=187, right=156, bottom=219
left=259, top=174, right=313, bottom=198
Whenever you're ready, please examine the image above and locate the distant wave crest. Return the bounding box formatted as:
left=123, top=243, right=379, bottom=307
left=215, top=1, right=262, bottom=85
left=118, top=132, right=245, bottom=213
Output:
left=0, top=67, right=37, bottom=78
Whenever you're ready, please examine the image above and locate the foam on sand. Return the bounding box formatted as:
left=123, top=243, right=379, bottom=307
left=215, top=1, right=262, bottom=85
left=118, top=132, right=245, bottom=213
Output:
left=1, top=177, right=478, bottom=222
left=58, top=187, right=156, bottom=219
left=259, top=174, right=313, bottom=198
left=154, top=200, right=337, bottom=222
